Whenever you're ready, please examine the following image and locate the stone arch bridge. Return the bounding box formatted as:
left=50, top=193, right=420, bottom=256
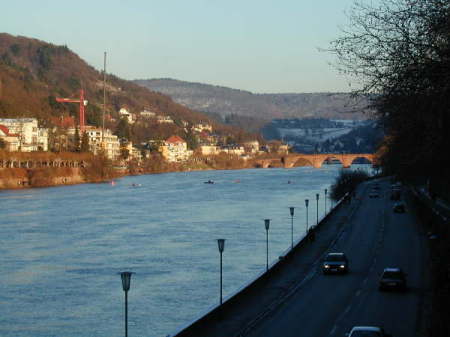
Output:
left=256, top=153, right=375, bottom=169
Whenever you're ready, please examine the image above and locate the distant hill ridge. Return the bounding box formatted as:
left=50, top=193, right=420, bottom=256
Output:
left=134, top=78, right=373, bottom=121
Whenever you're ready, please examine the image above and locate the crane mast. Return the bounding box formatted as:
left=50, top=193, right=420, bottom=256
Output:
left=55, top=89, right=87, bottom=132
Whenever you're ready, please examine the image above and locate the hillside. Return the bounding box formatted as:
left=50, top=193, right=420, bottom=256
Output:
left=0, top=33, right=253, bottom=145
left=134, top=78, right=374, bottom=123
left=262, top=118, right=383, bottom=154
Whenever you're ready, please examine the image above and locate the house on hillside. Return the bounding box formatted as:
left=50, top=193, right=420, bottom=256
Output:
left=120, top=140, right=142, bottom=163
left=199, top=144, right=218, bottom=155
left=193, top=122, right=213, bottom=133
left=0, top=118, right=48, bottom=151
left=156, top=115, right=174, bottom=124
left=219, top=145, right=245, bottom=156
left=159, top=135, right=193, bottom=162
left=242, top=140, right=260, bottom=154
left=119, top=108, right=134, bottom=124
left=0, top=125, right=20, bottom=151
left=67, top=126, right=121, bottom=160
left=140, top=109, right=157, bottom=118
left=198, top=131, right=217, bottom=144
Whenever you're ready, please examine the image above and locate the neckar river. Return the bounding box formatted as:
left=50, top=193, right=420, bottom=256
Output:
left=0, top=165, right=370, bottom=337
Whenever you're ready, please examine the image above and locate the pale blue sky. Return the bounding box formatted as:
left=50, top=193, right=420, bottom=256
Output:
left=3, top=0, right=360, bottom=93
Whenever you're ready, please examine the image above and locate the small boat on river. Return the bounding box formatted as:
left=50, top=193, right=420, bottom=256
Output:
left=204, top=180, right=215, bottom=184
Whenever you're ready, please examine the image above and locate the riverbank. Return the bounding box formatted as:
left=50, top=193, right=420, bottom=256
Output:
left=0, top=151, right=277, bottom=190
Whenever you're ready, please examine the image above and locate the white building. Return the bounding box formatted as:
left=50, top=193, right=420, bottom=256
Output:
left=121, top=140, right=142, bottom=162
left=68, top=126, right=121, bottom=160
left=219, top=145, right=245, bottom=156
left=199, top=144, right=218, bottom=155
left=156, top=115, right=174, bottom=124
left=119, top=108, right=134, bottom=124
left=159, top=135, right=193, bottom=162
left=242, top=140, right=260, bottom=154
left=140, top=109, right=157, bottom=118
left=0, top=118, right=48, bottom=151
left=193, top=122, right=213, bottom=133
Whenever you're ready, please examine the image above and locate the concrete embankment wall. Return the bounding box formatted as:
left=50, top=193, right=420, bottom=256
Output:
left=171, top=194, right=349, bottom=337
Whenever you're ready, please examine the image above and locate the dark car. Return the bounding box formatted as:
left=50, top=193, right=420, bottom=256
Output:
left=369, top=191, right=380, bottom=198
left=393, top=202, right=406, bottom=213
left=379, top=267, right=407, bottom=291
left=347, top=326, right=392, bottom=337
left=322, top=252, right=349, bottom=274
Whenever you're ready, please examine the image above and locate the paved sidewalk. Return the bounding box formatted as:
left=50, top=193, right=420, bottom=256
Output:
left=173, top=184, right=367, bottom=337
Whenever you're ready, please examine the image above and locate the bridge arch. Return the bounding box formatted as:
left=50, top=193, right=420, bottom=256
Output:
left=320, top=155, right=344, bottom=167
left=349, top=155, right=373, bottom=165
left=292, top=157, right=314, bottom=168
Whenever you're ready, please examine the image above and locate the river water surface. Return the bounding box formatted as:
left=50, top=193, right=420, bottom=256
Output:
left=0, top=165, right=370, bottom=337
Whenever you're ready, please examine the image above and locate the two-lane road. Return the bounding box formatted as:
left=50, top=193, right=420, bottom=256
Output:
left=247, top=180, right=427, bottom=337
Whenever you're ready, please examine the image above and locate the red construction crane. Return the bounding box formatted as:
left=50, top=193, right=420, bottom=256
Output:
left=56, top=89, right=88, bottom=132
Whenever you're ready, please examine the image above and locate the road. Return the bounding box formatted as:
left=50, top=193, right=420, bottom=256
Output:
left=246, top=179, right=428, bottom=337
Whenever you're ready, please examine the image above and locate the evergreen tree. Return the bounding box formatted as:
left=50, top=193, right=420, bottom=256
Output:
left=80, top=132, right=90, bottom=153
left=184, top=129, right=199, bottom=150
left=73, top=127, right=80, bottom=152
left=116, top=118, right=131, bottom=140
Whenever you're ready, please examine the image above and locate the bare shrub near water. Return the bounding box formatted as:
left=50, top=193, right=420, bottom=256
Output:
left=330, top=169, right=369, bottom=201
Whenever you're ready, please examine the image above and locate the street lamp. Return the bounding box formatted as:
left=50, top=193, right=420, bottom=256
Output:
left=217, top=239, right=225, bottom=305
left=264, top=219, right=270, bottom=271
left=324, top=188, right=328, bottom=215
left=305, top=199, right=309, bottom=234
left=316, top=193, right=320, bottom=226
left=289, top=207, right=295, bottom=249
left=120, top=271, right=134, bottom=337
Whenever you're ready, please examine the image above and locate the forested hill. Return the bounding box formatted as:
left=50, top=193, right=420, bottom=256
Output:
left=0, top=33, right=253, bottom=143
left=134, top=78, right=373, bottom=121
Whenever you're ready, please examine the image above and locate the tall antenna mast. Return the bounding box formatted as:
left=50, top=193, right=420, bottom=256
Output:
left=102, top=51, right=107, bottom=144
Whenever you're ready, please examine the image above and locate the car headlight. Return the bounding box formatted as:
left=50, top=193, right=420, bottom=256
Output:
left=324, top=265, right=330, bottom=268
left=340, top=265, right=345, bottom=268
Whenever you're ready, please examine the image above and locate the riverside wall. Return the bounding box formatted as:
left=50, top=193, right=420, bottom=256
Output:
left=0, top=167, right=86, bottom=189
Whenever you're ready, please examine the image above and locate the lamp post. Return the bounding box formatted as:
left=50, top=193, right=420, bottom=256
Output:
left=217, top=239, right=225, bottom=305
left=324, top=188, right=328, bottom=215
left=289, top=207, right=295, bottom=249
left=264, top=219, right=270, bottom=271
left=120, top=271, right=134, bottom=337
left=316, top=193, right=320, bottom=226
left=305, top=199, right=309, bottom=234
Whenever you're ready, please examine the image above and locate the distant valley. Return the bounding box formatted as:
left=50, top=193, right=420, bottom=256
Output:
left=134, top=78, right=374, bottom=123
left=263, top=118, right=383, bottom=154
left=134, top=78, right=380, bottom=154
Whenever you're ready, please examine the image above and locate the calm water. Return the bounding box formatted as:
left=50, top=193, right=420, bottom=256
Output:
left=0, top=165, right=370, bottom=337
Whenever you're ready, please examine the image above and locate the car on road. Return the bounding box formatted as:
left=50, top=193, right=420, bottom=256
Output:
left=369, top=191, right=380, bottom=198
left=393, top=202, right=406, bottom=213
left=322, top=252, right=348, bottom=274
left=379, top=267, right=407, bottom=291
left=346, top=326, right=392, bottom=337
